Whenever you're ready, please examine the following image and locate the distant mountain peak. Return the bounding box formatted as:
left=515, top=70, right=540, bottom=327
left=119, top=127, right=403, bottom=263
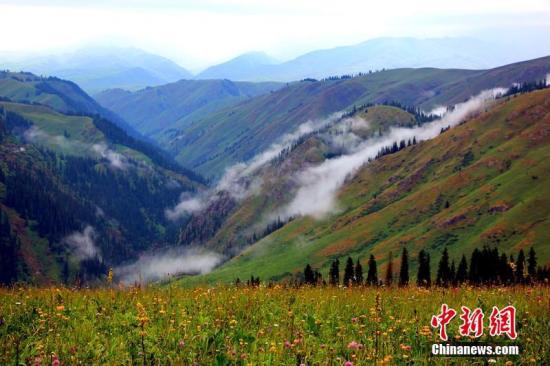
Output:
left=195, top=36, right=548, bottom=82
left=197, top=51, right=277, bottom=80
left=0, top=46, right=193, bottom=93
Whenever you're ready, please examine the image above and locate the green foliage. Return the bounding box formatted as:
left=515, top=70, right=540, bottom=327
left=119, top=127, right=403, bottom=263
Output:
left=180, top=89, right=550, bottom=287
left=0, top=285, right=547, bottom=365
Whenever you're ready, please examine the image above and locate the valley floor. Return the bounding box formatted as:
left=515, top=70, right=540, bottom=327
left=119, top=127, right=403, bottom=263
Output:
left=0, top=285, right=547, bottom=365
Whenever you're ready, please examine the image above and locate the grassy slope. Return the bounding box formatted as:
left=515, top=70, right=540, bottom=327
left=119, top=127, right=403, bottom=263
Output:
left=169, top=57, right=550, bottom=178
left=0, top=99, right=205, bottom=283
left=180, top=89, right=550, bottom=285
left=195, top=106, right=417, bottom=254
left=0, top=102, right=104, bottom=154
left=94, top=79, right=283, bottom=136
left=0, top=71, right=134, bottom=133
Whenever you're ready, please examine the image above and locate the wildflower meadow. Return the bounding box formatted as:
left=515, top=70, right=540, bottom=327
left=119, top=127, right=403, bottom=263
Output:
left=0, top=284, right=548, bottom=365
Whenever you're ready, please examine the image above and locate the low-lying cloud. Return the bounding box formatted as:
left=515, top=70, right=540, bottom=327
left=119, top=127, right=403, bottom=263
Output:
left=278, top=88, right=506, bottom=219
left=63, top=225, right=101, bottom=260
left=24, top=126, right=77, bottom=151
left=23, top=126, right=129, bottom=170
left=115, top=247, right=223, bottom=284
left=165, top=112, right=343, bottom=221
left=92, top=143, right=128, bottom=169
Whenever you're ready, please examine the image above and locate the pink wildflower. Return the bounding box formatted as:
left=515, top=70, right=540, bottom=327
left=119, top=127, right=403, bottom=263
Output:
left=347, top=341, right=363, bottom=350
left=51, top=356, right=60, bottom=366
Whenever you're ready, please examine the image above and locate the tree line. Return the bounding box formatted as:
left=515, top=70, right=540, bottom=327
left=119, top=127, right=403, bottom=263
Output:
left=503, top=79, right=548, bottom=97
left=298, top=246, right=547, bottom=287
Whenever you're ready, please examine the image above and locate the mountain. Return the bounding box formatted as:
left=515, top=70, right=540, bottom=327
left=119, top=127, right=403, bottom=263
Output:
left=159, top=57, right=550, bottom=178
left=194, top=37, right=548, bottom=82
left=176, top=104, right=422, bottom=254
left=0, top=73, right=205, bottom=285
left=0, top=70, right=137, bottom=134
left=197, top=52, right=277, bottom=80
left=94, top=79, right=282, bottom=137
left=0, top=47, right=193, bottom=93
left=177, top=87, right=550, bottom=285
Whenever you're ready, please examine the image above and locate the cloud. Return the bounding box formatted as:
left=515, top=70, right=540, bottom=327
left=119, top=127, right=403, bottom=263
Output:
left=165, top=196, right=205, bottom=220
left=278, top=88, right=506, bottom=219
left=426, top=105, right=447, bottom=117
left=63, top=225, right=101, bottom=260
left=23, top=126, right=78, bottom=151
left=22, top=126, right=130, bottom=170
left=92, top=143, right=127, bottom=169
left=165, top=112, right=343, bottom=221
left=114, top=247, right=223, bottom=284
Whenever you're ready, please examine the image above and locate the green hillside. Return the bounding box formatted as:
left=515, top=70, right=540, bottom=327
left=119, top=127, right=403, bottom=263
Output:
left=178, top=89, right=550, bottom=286
left=160, top=57, right=550, bottom=178
left=94, top=79, right=282, bottom=137
left=0, top=71, right=134, bottom=134
left=0, top=97, right=204, bottom=284
left=177, top=105, right=419, bottom=255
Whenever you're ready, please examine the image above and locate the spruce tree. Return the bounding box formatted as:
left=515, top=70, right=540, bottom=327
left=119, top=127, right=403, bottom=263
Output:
left=456, top=255, right=468, bottom=285
left=436, top=247, right=451, bottom=287
left=343, top=257, right=355, bottom=286
left=515, top=249, right=526, bottom=284
left=449, top=260, right=456, bottom=287
left=426, top=253, right=431, bottom=286
left=398, top=248, right=409, bottom=287
left=385, top=251, right=393, bottom=286
left=469, top=248, right=481, bottom=285
left=366, top=254, right=378, bottom=286
left=329, top=259, right=340, bottom=286
left=417, top=250, right=432, bottom=287
left=527, top=247, right=537, bottom=281
left=354, top=260, right=363, bottom=286
left=304, top=264, right=315, bottom=285
left=499, top=253, right=512, bottom=285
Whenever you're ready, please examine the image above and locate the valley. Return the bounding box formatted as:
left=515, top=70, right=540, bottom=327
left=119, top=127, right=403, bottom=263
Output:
left=1, top=3, right=550, bottom=364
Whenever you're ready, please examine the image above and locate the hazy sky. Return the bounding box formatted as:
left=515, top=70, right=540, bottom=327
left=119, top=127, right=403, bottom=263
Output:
left=1, top=0, right=549, bottom=70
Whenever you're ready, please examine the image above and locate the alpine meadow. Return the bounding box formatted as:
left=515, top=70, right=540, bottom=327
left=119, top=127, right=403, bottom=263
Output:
left=1, top=1, right=550, bottom=365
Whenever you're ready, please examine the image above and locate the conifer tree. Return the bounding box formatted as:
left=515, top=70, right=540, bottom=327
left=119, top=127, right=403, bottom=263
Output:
left=417, top=249, right=431, bottom=287
left=398, top=248, right=409, bottom=287
left=343, top=257, right=355, bottom=286
left=385, top=251, right=393, bottom=286
left=354, top=259, right=363, bottom=286
left=436, top=247, right=451, bottom=287
left=456, top=255, right=468, bottom=285
left=366, top=254, right=378, bottom=286
left=499, top=253, right=512, bottom=285
left=527, top=247, right=537, bottom=281
left=449, top=260, right=456, bottom=287
left=516, top=249, right=526, bottom=284
left=469, top=248, right=481, bottom=285
left=304, top=264, right=315, bottom=285
left=329, top=259, right=340, bottom=286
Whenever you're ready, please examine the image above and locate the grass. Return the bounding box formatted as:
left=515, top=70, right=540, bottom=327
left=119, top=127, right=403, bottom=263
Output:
left=0, top=284, right=547, bottom=365
left=179, top=90, right=550, bottom=286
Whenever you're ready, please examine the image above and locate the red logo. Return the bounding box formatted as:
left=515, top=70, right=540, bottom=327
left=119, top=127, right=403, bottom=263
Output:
left=431, top=305, right=517, bottom=340
left=489, top=306, right=517, bottom=339
left=459, top=306, right=484, bottom=337
left=431, top=304, right=457, bottom=341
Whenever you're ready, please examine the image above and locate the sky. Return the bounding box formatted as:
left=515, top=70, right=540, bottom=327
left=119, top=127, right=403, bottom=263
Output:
left=0, top=0, right=549, bottom=71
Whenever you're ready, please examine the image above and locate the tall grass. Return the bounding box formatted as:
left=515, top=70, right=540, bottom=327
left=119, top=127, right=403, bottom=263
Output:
left=0, top=285, right=547, bottom=365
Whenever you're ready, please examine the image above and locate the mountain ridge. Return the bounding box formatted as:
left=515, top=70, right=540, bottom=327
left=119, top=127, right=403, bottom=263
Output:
left=177, top=88, right=550, bottom=286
